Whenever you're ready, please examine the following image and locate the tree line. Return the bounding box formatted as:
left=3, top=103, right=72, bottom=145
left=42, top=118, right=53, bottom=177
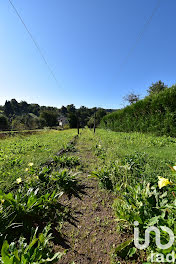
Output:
left=0, top=99, right=109, bottom=131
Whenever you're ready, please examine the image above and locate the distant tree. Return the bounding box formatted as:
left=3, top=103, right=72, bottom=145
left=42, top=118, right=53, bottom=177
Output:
left=67, top=104, right=76, bottom=114
left=40, top=111, right=58, bottom=127
left=11, top=117, right=26, bottom=131
left=4, top=100, right=13, bottom=117
left=11, top=99, right=20, bottom=115
left=60, top=106, right=67, bottom=115
left=68, top=113, right=77, bottom=128
left=123, top=92, right=140, bottom=105
left=0, top=115, right=9, bottom=130
left=87, top=108, right=107, bottom=128
left=147, top=80, right=168, bottom=96
left=29, top=104, right=40, bottom=116
left=19, top=101, right=29, bottom=114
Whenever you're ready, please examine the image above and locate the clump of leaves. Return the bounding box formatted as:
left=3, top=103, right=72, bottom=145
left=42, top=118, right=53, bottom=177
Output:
left=0, top=225, right=64, bottom=263
left=94, top=144, right=106, bottom=160
left=92, top=167, right=113, bottom=190
left=53, top=155, right=80, bottom=168
left=0, top=186, right=64, bottom=247
left=113, top=167, right=176, bottom=261
left=51, top=169, right=79, bottom=196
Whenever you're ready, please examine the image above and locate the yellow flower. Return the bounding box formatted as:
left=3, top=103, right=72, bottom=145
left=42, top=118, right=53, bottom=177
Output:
left=28, top=162, right=34, bottom=167
left=16, top=178, right=22, bottom=184
left=1, top=199, right=5, bottom=204
left=158, top=176, right=172, bottom=189
left=25, top=168, right=29, bottom=172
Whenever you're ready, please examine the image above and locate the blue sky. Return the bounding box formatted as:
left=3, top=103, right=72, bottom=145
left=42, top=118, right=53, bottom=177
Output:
left=1, top=0, right=176, bottom=109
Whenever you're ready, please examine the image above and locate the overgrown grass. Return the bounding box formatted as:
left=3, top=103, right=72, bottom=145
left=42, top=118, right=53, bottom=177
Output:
left=0, top=129, right=77, bottom=191
left=0, top=129, right=81, bottom=263
left=81, top=129, right=176, bottom=262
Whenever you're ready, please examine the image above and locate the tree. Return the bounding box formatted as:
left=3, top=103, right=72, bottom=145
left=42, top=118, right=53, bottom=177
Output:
left=40, top=111, right=58, bottom=127
left=147, top=80, right=168, bottom=96
left=0, top=115, right=9, bottom=130
left=4, top=100, right=13, bottom=117
left=123, top=92, right=140, bottom=105
left=60, top=106, right=67, bottom=115
left=67, top=104, right=76, bottom=114
left=87, top=108, right=107, bottom=128
left=68, top=113, right=77, bottom=128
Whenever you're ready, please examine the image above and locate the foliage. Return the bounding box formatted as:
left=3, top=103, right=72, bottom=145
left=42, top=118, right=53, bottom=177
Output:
left=0, top=225, right=63, bottom=263
left=0, top=129, right=77, bottom=191
left=0, top=115, right=9, bottom=131
left=50, top=170, right=79, bottom=195
left=40, top=111, right=58, bottom=127
left=1, top=99, right=110, bottom=130
left=101, top=85, right=176, bottom=136
left=53, top=155, right=80, bottom=168
left=0, top=185, right=64, bottom=246
left=92, top=167, right=113, bottom=190
left=84, top=129, right=176, bottom=262
left=147, top=80, right=168, bottom=95
left=87, top=109, right=107, bottom=128
left=123, top=92, right=140, bottom=105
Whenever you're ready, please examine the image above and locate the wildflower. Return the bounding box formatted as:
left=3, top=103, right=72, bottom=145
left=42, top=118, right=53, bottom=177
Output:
left=1, top=199, right=5, bottom=204
left=16, top=178, right=22, bottom=184
left=158, top=176, right=172, bottom=189
left=28, top=162, right=34, bottom=167
left=173, top=165, right=176, bottom=171
left=25, top=168, right=29, bottom=172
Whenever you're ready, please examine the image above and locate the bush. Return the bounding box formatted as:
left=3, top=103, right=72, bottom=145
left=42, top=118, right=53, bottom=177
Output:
left=0, top=115, right=9, bottom=131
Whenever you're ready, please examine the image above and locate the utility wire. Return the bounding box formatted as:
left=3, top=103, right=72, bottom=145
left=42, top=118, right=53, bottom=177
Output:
left=8, top=0, right=59, bottom=86
left=118, top=0, right=161, bottom=72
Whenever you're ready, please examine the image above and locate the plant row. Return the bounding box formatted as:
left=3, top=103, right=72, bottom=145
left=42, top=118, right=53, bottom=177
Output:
left=0, top=141, right=81, bottom=263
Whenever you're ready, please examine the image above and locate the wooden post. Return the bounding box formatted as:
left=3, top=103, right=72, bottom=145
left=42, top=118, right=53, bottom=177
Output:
left=94, top=113, right=96, bottom=134
left=77, top=116, right=79, bottom=135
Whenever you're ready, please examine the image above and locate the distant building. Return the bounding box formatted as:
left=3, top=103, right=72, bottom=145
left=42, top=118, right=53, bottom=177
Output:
left=57, top=116, right=69, bottom=127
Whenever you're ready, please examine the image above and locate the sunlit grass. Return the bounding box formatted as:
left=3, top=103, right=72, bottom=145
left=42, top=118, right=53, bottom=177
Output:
left=0, top=129, right=77, bottom=190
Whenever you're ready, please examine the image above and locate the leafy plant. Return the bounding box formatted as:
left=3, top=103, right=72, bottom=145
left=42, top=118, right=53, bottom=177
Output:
left=0, top=186, right=64, bottom=247
left=92, top=167, right=113, bottom=190
left=53, top=155, right=80, bottom=168
left=0, top=225, right=64, bottom=263
left=51, top=169, right=79, bottom=196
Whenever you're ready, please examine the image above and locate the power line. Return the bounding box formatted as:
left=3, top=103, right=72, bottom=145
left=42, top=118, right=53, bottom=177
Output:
left=118, top=0, right=161, bottom=72
left=8, top=0, right=59, bottom=86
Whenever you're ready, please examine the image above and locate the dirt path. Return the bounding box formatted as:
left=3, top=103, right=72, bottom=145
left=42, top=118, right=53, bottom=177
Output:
left=56, top=133, right=122, bottom=264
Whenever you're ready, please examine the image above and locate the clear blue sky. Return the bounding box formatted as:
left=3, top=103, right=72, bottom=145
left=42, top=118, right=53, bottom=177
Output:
left=1, top=0, right=176, bottom=109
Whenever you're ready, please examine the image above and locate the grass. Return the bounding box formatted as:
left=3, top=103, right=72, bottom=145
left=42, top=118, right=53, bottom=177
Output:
left=1, top=128, right=176, bottom=263
left=0, top=129, right=81, bottom=263
left=77, top=129, right=176, bottom=262
left=0, top=129, right=77, bottom=191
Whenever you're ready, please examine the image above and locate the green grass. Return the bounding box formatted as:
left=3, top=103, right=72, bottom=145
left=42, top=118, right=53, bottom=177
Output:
left=82, top=129, right=176, bottom=262
left=94, top=129, right=176, bottom=162
left=0, top=129, right=77, bottom=190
